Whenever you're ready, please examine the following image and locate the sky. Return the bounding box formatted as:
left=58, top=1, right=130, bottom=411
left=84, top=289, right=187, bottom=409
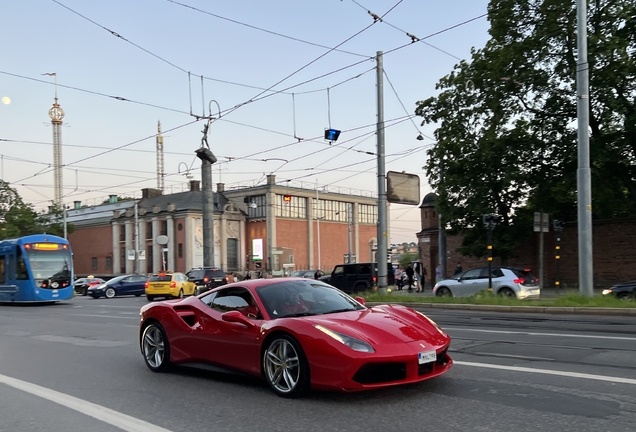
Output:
left=0, top=0, right=491, bottom=243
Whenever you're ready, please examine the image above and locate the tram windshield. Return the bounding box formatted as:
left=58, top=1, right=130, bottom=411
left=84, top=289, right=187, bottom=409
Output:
left=24, top=243, right=72, bottom=281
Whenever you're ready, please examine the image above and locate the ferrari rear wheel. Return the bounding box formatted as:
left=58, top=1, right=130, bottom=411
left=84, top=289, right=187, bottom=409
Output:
left=141, top=322, right=170, bottom=372
left=263, top=334, right=309, bottom=398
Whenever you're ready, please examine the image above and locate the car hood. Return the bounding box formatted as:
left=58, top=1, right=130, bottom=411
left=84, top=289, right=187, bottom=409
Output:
left=305, top=304, right=447, bottom=346
left=612, top=281, right=636, bottom=288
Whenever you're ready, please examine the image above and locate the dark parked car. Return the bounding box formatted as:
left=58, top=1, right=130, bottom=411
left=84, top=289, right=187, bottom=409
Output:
left=320, top=262, right=395, bottom=293
left=186, top=267, right=228, bottom=295
left=74, top=277, right=105, bottom=296
left=602, top=281, right=636, bottom=300
left=290, top=270, right=322, bottom=279
left=88, top=274, right=148, bottom=299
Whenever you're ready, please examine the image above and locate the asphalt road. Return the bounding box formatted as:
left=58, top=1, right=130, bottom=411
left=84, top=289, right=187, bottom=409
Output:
left=1, top=296, right=635, bottom=432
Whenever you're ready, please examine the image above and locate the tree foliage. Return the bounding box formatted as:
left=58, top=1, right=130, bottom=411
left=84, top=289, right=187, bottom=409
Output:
left=0, top=180, right=74, bottom=240
left=416, top=0, right=636, bottom=261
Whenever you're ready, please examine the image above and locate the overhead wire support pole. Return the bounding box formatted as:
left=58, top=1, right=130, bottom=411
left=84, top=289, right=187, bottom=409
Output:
left=375, top=51, right=388, bottom=294
left=576, top=0, right=594, bottom=297
left=196, top=100, right=220, bottom=268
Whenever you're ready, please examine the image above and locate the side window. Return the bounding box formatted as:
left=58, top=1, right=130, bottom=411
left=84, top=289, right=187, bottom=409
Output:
left=333, top=266, right=345, bottom=275
left=492, top=269, right=504, bottom=278
left=16, top=248, right=28, bottom=280
left=344, top=265, right=357, bottom=275
left=462, top=269, right=481, bottom=280
left=209, top=288, right=261, bottom=318
left=358, top=264, right=371, bottom=275
left=211, top=294, right=249, bottom=312
left=0, top=256, right=6, bottom=284
left=200, top=291, right=218, bottom=306
left=479, top=268, right=504, bottom=278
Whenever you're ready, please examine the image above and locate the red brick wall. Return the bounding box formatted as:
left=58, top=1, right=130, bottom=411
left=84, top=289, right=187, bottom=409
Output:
left=419, top=219, right=636, bottom=288
left=68, top=225, right=113, bottom=276
left=276, top=219, right=309, bottom=269
left=314, top=221, right=353, bottom=272
left=357, top=225, right=377, bottom=263
left=246, top=221, right=266, bottom=270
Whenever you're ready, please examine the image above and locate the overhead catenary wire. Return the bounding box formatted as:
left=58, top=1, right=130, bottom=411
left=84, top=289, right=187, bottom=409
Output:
left=383, top=68, right=434, bottom=140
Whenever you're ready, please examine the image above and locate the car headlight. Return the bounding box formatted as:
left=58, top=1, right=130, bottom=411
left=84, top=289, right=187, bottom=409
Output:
left=602, top=289, right=613, bottom=295
left=315, top=325, right=374, bottom=353
left=416, top=311, right=447, bottom=337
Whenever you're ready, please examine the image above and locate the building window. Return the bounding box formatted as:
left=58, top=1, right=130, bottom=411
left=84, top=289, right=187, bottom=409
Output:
left=105, top=256, right=112, bottom=270
left=120, top=224, right=126, bottom=242
left=227, top=238, right=238, bottom=271
left=147, top=245, right=153, bottom=273
left=313, top=199, right=352, bottom=222
left=120, top=247, right=126, bottom=273
left=247, top=195, right=267, bottom=219
left=275, top=195, right=307, bottom=219
left=91, top=257, right=98, bottom=271
left=161, top=220, right=168, bottom=236
left=146, top=222, right=153, bottom=239
left=358, top=204, right=378, bottom=224
left=178, top=243, right=183, bottom=258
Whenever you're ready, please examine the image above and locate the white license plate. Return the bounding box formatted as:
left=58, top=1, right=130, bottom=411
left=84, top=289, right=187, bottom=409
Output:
left=214, top=278, right=224, bottom=282
left=418, top=350, right=436, bottom=364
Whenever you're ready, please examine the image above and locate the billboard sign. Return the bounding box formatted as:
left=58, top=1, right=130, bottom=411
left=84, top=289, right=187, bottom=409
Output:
left=252, top=238, right=263, bottom=260
left=386, top=171, right=420, bottom=205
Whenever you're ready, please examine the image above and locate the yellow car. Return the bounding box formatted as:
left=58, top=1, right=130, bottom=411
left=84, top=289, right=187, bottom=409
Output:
left=145, top=272, right=196, bottom=301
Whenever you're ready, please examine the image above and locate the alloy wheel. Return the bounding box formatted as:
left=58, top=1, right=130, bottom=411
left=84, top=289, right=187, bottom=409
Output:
left=264, top=338, right=301, bottom=395
left=142, top=324, right=167, bottom=371
left=105, top=288, right=116, bottom=298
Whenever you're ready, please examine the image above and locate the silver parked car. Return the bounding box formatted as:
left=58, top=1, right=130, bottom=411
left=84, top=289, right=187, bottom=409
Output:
left=433, top=266, right=540, bottom=299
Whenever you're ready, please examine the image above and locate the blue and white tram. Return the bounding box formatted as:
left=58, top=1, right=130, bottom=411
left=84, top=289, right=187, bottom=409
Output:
left=0, top=234, right=74, bottom=303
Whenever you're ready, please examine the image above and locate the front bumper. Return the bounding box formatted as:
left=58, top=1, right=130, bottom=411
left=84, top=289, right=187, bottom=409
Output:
left=308, top=340, right=452, bottom=392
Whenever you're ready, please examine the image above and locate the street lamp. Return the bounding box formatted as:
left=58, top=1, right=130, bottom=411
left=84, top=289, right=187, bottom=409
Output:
left=482, top=214, right=502, bottom=291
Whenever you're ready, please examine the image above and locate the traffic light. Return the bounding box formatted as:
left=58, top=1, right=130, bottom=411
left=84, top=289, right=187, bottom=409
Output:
left=283, top=195, right=292, bottom=203
left=324, top=128, right=341, bottom=142
left=482, top=214, right=501, bottom=228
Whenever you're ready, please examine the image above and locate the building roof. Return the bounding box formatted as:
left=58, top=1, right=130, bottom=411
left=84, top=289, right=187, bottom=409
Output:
left=138, top=190, right=228, bottom=213
left=419, top=192, right=437, bottom=208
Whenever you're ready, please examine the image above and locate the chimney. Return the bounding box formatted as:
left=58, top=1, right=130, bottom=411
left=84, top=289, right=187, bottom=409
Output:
left=108, top=194, right=118, bottom=204
left=216, top=183, right=225, bottom=192
left=189, top=180, right=200, bottom=191
left=142, top=188, right=163, bottom=199
left=266, top=174, right=276, bottom=185
left=73, top=200, right=81, bottom=209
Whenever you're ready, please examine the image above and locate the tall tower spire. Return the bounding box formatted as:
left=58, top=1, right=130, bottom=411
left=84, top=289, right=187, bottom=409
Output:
left=45, top=73, right=64, bottom=207
left=156, top=121, right=165, bottom=191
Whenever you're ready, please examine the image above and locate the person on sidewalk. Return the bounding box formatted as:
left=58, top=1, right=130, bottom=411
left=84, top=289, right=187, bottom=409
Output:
left=435, top=264, right=442, bottom=283
left=454, top=262, right=463, bottom=275
left=395, top=267, right=404, bottom=291
left=405, top=264, right=415, bottom=292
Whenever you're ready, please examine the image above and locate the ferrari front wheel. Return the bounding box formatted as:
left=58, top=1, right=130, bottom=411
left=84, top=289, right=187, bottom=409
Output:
left=263, top=334, right=309, bottom=398
left=141, top=322, right=171, bottom=372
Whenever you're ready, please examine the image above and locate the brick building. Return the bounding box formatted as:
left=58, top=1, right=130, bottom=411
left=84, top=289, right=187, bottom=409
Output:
left=416, top=193, right=636, bottom=288
left=68, top=175, right=383, bottom=277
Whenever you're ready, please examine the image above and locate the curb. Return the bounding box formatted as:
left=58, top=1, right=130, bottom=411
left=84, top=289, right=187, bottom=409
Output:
left=365, top=302, right=636, bottom=316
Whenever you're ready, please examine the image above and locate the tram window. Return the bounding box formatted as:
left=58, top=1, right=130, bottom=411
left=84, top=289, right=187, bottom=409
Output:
left=0, top=256, right=5, bottom=283
left=16, top=248, right=28, bottom=280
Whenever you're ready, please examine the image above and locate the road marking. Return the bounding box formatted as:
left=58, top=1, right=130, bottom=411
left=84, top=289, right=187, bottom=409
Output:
left=0, top=373, right=173, bottom=432
left=445, top=327, right=636, bottom=341
left=455, top=361, right=636, bottom=385
left=71, top=314, right=138, bottom=320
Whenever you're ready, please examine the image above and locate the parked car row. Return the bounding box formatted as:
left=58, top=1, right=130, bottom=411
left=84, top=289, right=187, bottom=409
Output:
left=82, top=267, right=230, bottom=300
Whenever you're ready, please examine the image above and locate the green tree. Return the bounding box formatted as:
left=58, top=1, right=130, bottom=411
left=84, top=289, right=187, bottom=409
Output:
left=416, top=0, right=636, bottom=261
left=399, top=253, right=418, bottom=269
left=0, top=180, right=74, bottom=240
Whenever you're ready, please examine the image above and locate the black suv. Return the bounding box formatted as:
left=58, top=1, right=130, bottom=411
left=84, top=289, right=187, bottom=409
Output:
left=320, top=262, right=395, bottom=293
left=186, top=267, right=228, bottom=295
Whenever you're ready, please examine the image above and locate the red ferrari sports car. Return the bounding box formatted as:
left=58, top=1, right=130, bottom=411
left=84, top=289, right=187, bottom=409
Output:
left=139, top=278, right=452, bottom=397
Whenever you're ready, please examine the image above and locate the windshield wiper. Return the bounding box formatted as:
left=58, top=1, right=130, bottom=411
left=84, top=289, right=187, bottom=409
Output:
left=283, top=312, right=315, bottom=317
left=321, top=308, right=355, bottom=314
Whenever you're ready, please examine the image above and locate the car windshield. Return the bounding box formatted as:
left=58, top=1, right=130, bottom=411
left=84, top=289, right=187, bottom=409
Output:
left=105, top=275, right=126, bottom=285
left=256, top=280, right=365, bottom=318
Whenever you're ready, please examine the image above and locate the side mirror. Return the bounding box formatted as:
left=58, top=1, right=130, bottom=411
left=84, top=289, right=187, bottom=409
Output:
left=355, top=296, right=366, bottom=306
left=221, top=310, right=254, bottom=327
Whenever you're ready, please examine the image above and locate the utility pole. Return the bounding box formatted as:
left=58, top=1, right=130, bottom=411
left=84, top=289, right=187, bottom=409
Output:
left=316, top=181, right=321, bottom=270
left=539, top=211, right=545, bottom=292
left=134, top=201, right=140, bottom=274
left=576, top=0, right=594, bottom=297
left=196, top=118, right=217, bottom=268
left=376, top=51, right=388, bottom=294
left=347, top=205, right=352, bottom=264
left=553, top=220, right=565, bottom=294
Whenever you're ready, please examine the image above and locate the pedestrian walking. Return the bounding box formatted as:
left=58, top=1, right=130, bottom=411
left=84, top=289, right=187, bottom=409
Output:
left=395, top=267, right=404, bottom=290
left=405, top=264, right=415, bottom=292
left=414, top=263, right=422, bottom=293
left=454, top=262, right=463, bottom=275
left=435, top=264, right=442, bottom=282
